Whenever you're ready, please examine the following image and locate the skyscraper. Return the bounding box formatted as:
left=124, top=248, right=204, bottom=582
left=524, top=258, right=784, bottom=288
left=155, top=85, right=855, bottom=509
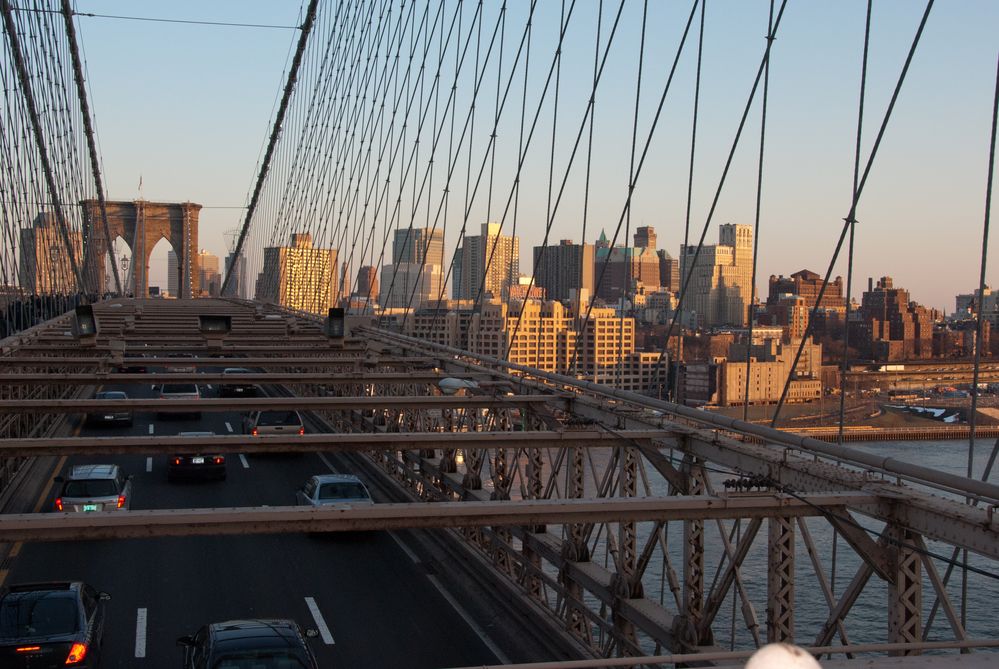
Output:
left=392, top=227, right=444, bottom=267
left=453, top=222, right=519, bottom=301
left=533, top=239, right=594, bottom=302
left=19, top=213, right=83, bottom=295
left=634, top=226, right=656, bottom=250
left=167, top=251, right=179, bottom=297
left=355, top=265, right=378, bottom=299
left=224, top=252, right=246, bottom=298
left=255, top=232, right=339, bottom=315
left=198, top=249, right=220, bottom=297
left=679, top=223, right=754, bottom=327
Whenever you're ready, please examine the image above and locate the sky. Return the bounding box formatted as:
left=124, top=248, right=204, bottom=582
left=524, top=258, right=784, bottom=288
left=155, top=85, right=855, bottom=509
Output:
left=70, top=0, right=999, bottom=311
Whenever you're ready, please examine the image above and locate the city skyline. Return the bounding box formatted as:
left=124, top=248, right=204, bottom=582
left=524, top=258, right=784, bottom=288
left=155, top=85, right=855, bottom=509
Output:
left=63, top=1, right=999, bottom=311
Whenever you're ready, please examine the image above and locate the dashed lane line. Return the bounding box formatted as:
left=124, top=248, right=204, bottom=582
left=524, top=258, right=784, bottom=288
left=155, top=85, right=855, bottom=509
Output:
left=304, top=597, right=335, bottom=645
left=135, top=608, right=148, bottom=658
left=145, top=457, right=153, bottom=473
left=239, top=454, right=249, bottom=469
left=225, top=421, right=234, bottom=433
left=148, top=424, right=154, bottom=435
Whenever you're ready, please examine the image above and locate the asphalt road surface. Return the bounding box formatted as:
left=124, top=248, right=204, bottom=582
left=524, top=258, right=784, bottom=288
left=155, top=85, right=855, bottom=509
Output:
left=4, top=374, right=501, bottom=669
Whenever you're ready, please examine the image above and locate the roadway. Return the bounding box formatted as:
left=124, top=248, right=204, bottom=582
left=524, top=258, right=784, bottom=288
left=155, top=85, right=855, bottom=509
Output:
left=2, top=374, right=501, bottom=668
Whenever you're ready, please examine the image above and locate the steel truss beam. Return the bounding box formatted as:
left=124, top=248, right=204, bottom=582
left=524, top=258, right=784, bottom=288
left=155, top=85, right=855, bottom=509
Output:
left=0, top=495, right=869, bottom=542
left=0, top=430, right=668, bottom=457
left=0, top=372, right=457, bottom=385
left=0, top=395, right=561, bottom=414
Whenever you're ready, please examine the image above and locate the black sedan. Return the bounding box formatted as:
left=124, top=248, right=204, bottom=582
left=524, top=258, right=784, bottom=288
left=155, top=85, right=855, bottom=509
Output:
left=0, top=581, right=110, bottom=668
left=178, top=619, right=319, bottom=668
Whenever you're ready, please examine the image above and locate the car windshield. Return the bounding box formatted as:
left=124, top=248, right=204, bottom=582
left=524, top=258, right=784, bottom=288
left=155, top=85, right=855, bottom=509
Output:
left=0, top=594, right=79, bottom=637
left=214, top=654, right=310, bottom=669
left=62, top=480, right=118, bottom=497
left=318, top=482, right=369, bottom=500
left=256, top=412, right=301, bottom=427
left=96, top=391, right=126, bottom=400
left=162, top=384, right=198, bottom=394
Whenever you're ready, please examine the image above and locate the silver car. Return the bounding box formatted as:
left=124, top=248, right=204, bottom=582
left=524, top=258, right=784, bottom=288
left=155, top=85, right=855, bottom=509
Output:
left=296, top=474, right=373, bottom=507
left=54, top=464, right=132, bottom=512
left=156, top=382, right=201, bottom=419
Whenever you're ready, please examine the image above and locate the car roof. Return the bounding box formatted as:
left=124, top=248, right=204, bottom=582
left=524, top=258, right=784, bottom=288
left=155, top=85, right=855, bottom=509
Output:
left=222, top=367, right=251, bottom=373
left=311, top=474, right=364, bottom=485
left=95, top=390, right=127, bottom=398
left=178, top=431, right=216, bottom=437
left=67, top=464, right=119, bottom=480
left=209, top=619, right=306, bottom=651
left=4, top=582, right=80, bottom=595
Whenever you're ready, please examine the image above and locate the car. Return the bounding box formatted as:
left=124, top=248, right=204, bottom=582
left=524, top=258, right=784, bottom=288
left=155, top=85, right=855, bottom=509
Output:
left=243, top=410, right=305, bottom=437
left=164, top=352, right=196, bottom=373
left=177, top=619, right=319, bottom=669
left=219, top=368, right=258, bottom=398
left=169, top=432, right=226, bottom=482
left=54, top=465, right=132, bottom=512
left=85, top=390, right=133, bottom=427
left=156, top=382, right=201, bottom=419
left=0, top=581, right=110, bottom=668
left=296, top=474, right=373, bottom=507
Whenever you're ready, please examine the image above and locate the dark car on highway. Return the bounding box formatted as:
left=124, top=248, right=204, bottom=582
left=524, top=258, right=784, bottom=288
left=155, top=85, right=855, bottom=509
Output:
left=85, top=390, right=133, bottom=427
left=169, top=432, right=226, bottom=482
left=219, top=368, right=258, bottom=398
left=178, top=619, right=319, bottom=668
left=0, top=581, right=110, bottom=668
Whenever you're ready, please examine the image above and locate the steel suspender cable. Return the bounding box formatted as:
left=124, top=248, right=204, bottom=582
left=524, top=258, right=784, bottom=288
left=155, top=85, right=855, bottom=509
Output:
left=770, top=0, right=936, bottom=428
left=742, top=0, right=773, bottom=421
left=222, top=0, right=319, bottom=297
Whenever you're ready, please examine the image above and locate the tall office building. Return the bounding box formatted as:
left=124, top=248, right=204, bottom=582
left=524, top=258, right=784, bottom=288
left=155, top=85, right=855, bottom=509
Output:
left=167, top=251, right=179, bottom=297
left=18, top=213, right=83, bottom=295
left=198, top=249, right=220, bottom=297
left=254, top=232, right=339, bottom=315
left=679, top=223, right=754, bottom=327
left=224, top=252, right=246, bottom=298
left=453, top=222, right=519, bottom=301
left=392, top=227, right=444, bottom=267
left=595, top=234, right=661, bottom=303
left=634, top=226, right=657, bottom=250
left=355, top=265, right=378, bottom=299
left=533, top=240, right=594, bottom=303
left=379, top=263, right=443, bottom=308
left=657, top=250, right=680, bottom=292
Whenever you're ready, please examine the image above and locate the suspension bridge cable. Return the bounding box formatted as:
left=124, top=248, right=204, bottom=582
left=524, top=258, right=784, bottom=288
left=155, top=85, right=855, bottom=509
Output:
left=770, top=0, right=936, bottom=428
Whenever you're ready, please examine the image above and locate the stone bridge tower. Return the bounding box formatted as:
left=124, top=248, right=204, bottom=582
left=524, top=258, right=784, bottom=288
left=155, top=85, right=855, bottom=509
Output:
left=81, top=200, right=201, bottom=298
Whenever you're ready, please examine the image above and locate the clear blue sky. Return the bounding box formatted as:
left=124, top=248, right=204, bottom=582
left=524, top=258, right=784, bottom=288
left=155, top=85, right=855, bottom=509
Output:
left=73, top=0, right=998, bottom=311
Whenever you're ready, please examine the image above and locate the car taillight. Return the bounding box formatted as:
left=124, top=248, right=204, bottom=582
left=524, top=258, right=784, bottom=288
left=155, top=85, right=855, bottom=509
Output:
left=213, top=456, right=224, bottom=464
left=65, top=642, right=88, bottom=664
left=173, top=457, right=182, bottom=465
left=251, top=427, right=258, bottom=436
left=299, top=427, right=305, bottom=435
left=16, top=646, right=40, bottom=652
left=54, top=498, right=63, bottom=512
left=117, top=495, right=126, bottom=509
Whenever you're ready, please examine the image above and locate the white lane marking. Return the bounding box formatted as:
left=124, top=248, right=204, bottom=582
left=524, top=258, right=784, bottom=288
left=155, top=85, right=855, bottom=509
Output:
left=389, top=532, right=419, bottom=564
left=317, top=452, right=339, bottom=474
left=134, top=607, right=148, bottom=658
left=225, top=421, right=234, bottom=433
left=145, top=457, right=152, bottom=473
left=304, top=597, right=335, bottom=645
left=207, top=384, right=213, bottom=390
left=239, top=454, right=249, bottom=469
left=426, top=574, right=509, bottom=664
left=148, top=424, right=154, bottom=435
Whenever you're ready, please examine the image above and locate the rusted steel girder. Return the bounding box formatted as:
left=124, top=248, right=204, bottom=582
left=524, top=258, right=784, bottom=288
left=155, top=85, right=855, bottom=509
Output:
left=0, top=394, right=562, bottom=414
left=0, top=495, right=872, bottom=542
left=0, top=372, right=455, bottom=385
left=0, top=430, right=668, bottom=457
left=0, top=356, right=438, bottom=369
